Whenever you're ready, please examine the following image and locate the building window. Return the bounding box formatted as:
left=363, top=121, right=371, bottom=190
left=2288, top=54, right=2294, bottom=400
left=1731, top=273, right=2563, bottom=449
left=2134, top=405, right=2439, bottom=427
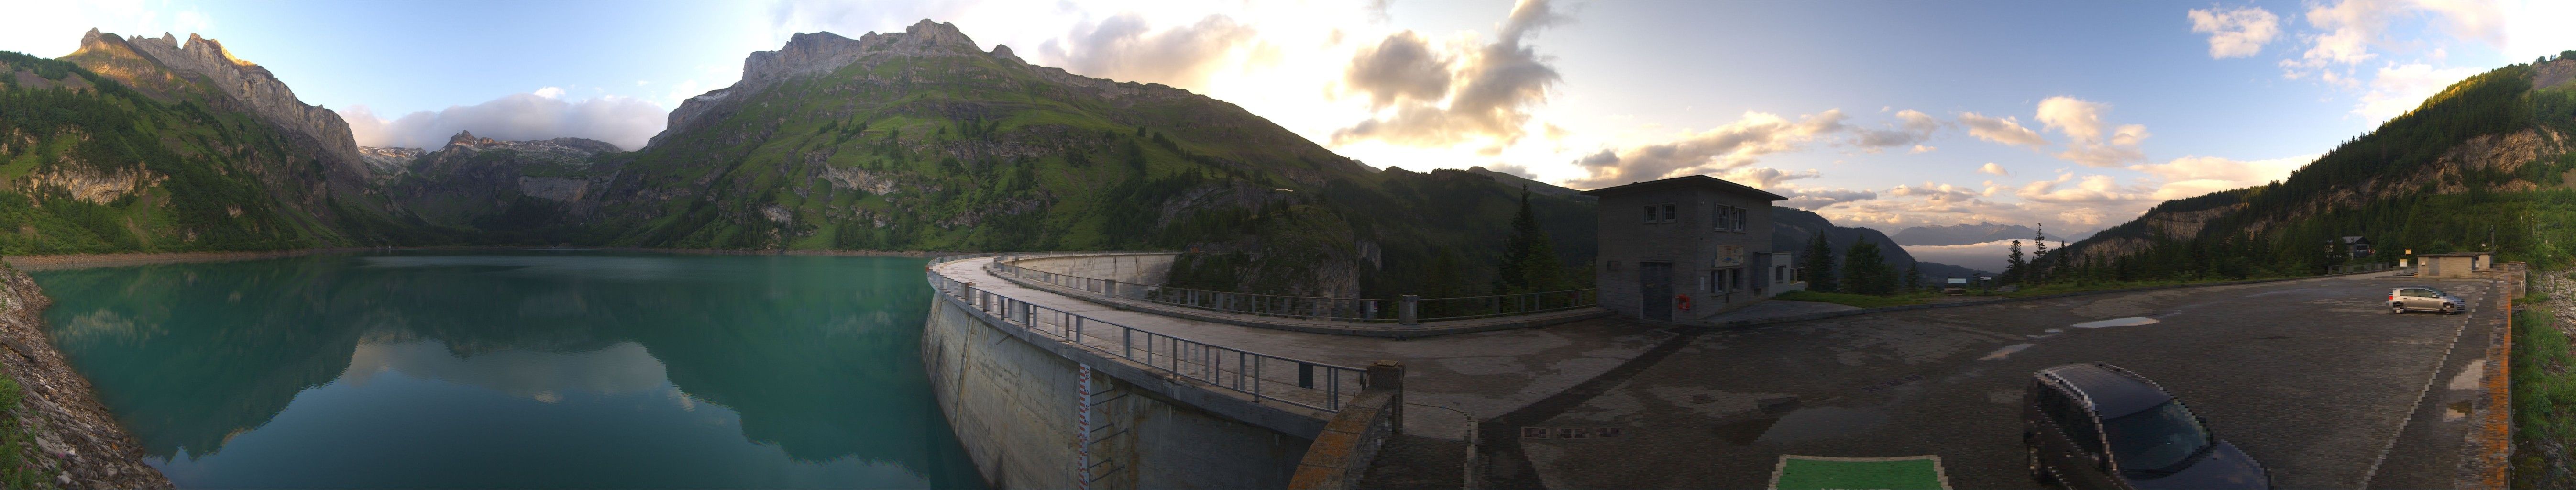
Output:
left=1709, top=270, right=1724, bottom=292
left=1661, top=203, right=1676, bottom=222
left=1733, top=268, right=1744, bottom=290
left=1642, top=205, right=1656, bottom=223
left=1775, top=265, right=1787, bottom=282
left=1711, top=206, right=1749, bottom=232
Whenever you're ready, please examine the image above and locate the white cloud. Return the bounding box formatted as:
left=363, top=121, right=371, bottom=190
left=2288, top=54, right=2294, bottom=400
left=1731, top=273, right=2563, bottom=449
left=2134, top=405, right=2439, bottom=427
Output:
left=1717, top=167, right=1820, bottom=189
left=1563, top=109, right=1848, bottom=189
left=2351, top=62, right=2483, bottom=120
left=534, top=86, right=566, bottom=99
left=2129, top=154, right=2316, bottom=200
left=1957, top=112, right=2049, bottom=148
left=2015, top=172, right=2156, bottom=205
left=1979, top=162, right=2010, bottom=176
left=2034, top=96, right=2147, bottom=167
left=2187, top=6, right=2281, bottom=58
left=345, top=92, right=668, bottom=151
left=1780, top=188, right=1877, bottom=210
left=1849, top=109, right=1940, bottom=152
left=1332, top=0, right=1567, bottom=147
left=1037, top=13, right=1262, bottom=90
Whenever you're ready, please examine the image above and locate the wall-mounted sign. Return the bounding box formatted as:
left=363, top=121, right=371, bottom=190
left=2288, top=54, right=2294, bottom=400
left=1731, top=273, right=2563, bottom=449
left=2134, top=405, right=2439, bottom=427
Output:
left=1716, top=245, right=1744, bottom=267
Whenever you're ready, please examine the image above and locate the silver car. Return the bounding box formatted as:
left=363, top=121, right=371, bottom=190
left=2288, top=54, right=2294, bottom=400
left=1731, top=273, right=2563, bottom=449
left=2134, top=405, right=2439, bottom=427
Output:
left=2389, top=287, right=2466, bottom=314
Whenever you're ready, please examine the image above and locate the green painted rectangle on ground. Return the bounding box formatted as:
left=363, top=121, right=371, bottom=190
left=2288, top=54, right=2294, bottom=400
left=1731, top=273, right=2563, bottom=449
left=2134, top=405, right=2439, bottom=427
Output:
left=1768, top=454, right=1950, bottom=490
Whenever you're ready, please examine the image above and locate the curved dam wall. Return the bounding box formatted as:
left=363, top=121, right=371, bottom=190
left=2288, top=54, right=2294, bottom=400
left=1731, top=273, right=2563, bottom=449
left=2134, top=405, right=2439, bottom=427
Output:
left=1002, top=253, right=1178, bottom=285
left=921, top=292, right=1308, bottom=489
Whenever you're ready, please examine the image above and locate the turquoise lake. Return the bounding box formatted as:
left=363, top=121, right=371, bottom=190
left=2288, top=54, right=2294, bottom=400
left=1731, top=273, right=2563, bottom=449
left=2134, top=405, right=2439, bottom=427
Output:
left=28, top=251, right=986, bottom=489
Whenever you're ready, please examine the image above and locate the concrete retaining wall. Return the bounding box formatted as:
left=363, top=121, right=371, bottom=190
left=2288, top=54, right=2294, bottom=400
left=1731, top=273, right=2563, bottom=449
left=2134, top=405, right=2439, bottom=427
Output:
left=1004, top=253, right=1179, bottom=285
left=922, top=297, right=1309, bottom=489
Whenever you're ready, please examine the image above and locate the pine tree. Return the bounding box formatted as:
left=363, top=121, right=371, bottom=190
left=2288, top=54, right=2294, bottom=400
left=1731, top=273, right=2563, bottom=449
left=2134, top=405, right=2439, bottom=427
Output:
left=2030, top=223, right=2049, bottom=285
left=1802, top=233, right=1839, bottom=293
left=2003, top=239, right=2026, bottom=285
left=1904, top=262, right=1922, bottom=292
left=1494, top=188, right=1564, bottom=295
left=1842, top=241, right=1894, bottom=295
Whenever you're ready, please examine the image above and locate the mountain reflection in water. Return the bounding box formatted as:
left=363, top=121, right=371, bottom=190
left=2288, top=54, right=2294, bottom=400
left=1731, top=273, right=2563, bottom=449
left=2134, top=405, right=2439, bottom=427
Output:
left=33, top=251, right=984, bottom=489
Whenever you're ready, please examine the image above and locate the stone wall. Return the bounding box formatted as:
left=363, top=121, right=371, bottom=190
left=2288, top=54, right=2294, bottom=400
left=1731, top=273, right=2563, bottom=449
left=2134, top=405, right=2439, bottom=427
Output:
left=921, top=296, right=1308, bottom=489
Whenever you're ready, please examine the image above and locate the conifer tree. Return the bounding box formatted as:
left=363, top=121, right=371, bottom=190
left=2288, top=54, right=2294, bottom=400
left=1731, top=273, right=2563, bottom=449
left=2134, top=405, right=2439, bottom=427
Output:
left=1802, top=233, right=1839, bottom=293
left=1494, top=188, right=1564, bottom=295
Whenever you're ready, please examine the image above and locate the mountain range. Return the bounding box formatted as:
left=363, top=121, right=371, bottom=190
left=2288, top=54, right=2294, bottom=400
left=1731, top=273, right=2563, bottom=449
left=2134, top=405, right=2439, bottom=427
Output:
left=1890, top=222, right=2071, bottom=246
left=23, top=20, right=2383, bottom=298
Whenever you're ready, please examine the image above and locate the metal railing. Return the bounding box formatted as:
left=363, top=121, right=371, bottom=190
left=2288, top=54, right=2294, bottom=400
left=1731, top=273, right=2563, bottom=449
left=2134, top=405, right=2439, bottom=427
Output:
left=927, top=254, right=1366, bottom=412
left=2329, top=261, right=2393, bottom=274
left=985, top=252, right=1596, bottom=324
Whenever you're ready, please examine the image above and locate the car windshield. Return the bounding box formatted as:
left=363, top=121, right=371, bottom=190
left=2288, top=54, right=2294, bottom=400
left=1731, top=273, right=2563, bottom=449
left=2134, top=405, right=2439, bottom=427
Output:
left=2102, top=401, right=2212, bottom=476
left=2424, top=289, right=2446, bottom=297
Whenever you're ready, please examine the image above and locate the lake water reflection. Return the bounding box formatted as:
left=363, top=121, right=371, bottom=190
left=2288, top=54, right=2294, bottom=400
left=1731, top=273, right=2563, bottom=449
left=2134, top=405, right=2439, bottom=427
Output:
left=32, top=251, right=985, bottom=489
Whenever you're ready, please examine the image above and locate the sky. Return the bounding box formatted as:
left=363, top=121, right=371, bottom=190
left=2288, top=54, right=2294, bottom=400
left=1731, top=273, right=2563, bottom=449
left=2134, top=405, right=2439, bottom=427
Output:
left=5, top=0, right=2574, bottom=236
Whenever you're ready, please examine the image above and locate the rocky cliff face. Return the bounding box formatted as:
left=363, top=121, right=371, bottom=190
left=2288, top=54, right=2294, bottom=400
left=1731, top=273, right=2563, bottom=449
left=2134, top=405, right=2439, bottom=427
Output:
left=357, top=146, right=424, bottom=181
left=0, top=267, right=171, bottom=488
left=75, top=30, right=364, bottom=176
left=379, top=131, right=622, bottom=228
left=653, top=20, right=1008, bottom=148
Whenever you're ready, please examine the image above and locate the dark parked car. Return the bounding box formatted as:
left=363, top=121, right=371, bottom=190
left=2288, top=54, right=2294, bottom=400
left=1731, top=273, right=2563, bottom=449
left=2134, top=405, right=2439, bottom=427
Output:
left=2023, top=362, right=2271, bottom=489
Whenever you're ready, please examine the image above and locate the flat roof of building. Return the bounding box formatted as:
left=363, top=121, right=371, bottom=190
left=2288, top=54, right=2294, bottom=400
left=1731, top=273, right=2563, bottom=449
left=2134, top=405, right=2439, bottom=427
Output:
left=1578, top=175, right=1788, bottom=201
left=2417, top=253, right=2486, bottom=257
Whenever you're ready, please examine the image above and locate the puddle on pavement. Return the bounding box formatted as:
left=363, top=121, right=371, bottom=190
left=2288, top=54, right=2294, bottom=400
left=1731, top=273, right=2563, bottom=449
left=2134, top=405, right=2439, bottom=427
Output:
left=1716, top=417, right=1778, bottom=445
left=2445, top=401, right=2472, bottom=421
left=1980, top=343, right=2036, bottom=360
left=2073, top=316, right=2160, bottom=329
left=1754, top=406, right=1889, bottom=444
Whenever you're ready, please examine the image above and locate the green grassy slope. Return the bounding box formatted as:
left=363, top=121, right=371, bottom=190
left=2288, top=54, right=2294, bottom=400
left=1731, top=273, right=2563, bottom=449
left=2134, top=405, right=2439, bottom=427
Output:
left=0, top=50, right=384, bottom=254
left=570, top=30, right=1597, bottom=297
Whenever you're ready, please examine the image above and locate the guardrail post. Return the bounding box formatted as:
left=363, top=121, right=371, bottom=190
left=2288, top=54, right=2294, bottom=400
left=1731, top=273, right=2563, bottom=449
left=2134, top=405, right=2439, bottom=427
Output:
left=1367, top=360, right=1405, bottom=433
left=1398, top=295, right=1420, bottom=325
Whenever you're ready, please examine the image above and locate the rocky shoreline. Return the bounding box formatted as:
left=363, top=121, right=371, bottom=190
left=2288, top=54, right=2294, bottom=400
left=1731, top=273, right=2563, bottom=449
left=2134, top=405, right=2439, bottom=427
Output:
left=0, top=266, right=170, bottom=488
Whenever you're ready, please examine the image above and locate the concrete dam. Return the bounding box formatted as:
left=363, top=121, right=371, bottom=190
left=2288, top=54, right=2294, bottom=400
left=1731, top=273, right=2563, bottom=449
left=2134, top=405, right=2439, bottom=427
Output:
left=918, top=252, right=1620, bottom=489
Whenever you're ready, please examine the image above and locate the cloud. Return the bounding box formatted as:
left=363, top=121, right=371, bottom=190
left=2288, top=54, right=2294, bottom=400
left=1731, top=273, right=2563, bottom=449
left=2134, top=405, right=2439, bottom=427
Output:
left=344, top=92, right=667, bottom=151
left=2351, top=62, right=2482, bottom=120
left=2281, top=0, right=2405, bottom=79
left=1562, top=109, right=1848, bottom=189
left=534, top=86, right=566, bottom=99
left=1849, top=109, right=1939, bottom=152
left=1957, top=112, right=2048, bottom=148
left=1889, top=182, right=1984, bottom=204
left=1717, top=167, right=1820, bottom=189
left=1332, top=0, right=1565, bottom=147
left=2034, top=96, right=2147, bottom=167
left=1780, top=189, right=1877, bottom=210
left=2015, top=173, right=2155, bottom=205
left=1038, top=13, right=1260, bottom=89
left=1979, top=162, right=2010, bottom=176
left=1343, top=30, right=1452, bottom=109
left=1482, top=163, right=1538, bottom=178
left=2187, top=6, right=2281, bottom=58
left=2129, top=154, right=2316, bottom=199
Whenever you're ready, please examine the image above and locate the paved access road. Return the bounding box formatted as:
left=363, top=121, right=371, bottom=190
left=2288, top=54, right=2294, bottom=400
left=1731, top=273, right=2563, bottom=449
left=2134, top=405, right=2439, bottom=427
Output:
left=1504, top=273, right=2500, bottom=489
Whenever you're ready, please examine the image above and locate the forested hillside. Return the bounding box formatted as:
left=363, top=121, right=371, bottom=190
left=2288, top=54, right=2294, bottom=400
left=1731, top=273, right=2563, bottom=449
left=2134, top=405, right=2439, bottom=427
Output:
left=2048, top=55, right=2576, bottom=281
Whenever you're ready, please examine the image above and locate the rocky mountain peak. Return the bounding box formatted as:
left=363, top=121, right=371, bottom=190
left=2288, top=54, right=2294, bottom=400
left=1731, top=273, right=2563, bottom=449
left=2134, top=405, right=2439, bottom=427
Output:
left=71, top=29, right=363, bottom=176
left=446, top=130, right=497, bottom=148
left=654, top=19, right=1005, bottom=148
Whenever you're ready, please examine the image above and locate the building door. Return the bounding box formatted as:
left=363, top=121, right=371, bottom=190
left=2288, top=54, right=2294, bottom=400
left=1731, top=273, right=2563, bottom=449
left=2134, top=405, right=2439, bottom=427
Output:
left=1640, top=261, right=1673, bottom=322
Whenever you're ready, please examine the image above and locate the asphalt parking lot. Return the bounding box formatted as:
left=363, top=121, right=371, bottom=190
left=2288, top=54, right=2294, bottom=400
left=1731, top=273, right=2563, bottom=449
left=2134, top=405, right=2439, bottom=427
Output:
left=1494, top=273, right=2501, bottom=489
